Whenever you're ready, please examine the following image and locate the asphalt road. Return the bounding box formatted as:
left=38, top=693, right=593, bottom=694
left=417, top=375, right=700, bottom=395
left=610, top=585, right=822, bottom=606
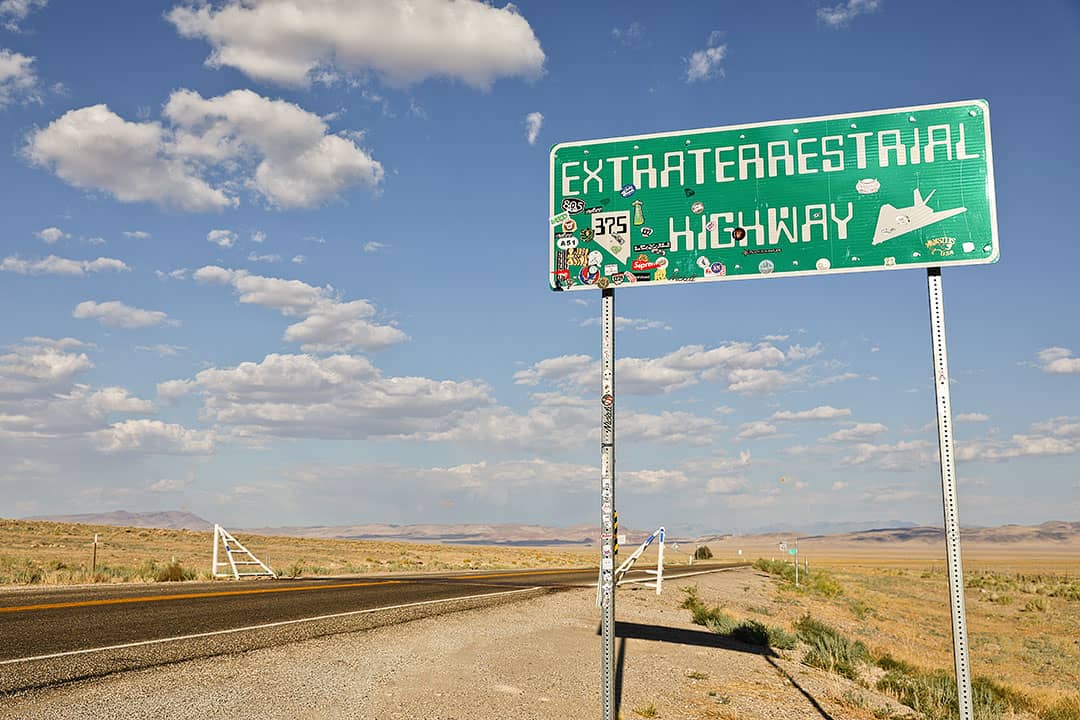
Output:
left=0, top=562, right=746, bottom=694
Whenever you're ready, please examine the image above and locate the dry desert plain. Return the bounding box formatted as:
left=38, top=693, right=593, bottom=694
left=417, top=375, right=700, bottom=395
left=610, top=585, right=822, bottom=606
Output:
left=0, top=518, right=1077, bottom=719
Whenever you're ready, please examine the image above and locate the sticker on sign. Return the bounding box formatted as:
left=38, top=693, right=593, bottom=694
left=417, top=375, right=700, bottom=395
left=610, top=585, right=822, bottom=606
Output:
left=549, top=100, right=998, bottom=291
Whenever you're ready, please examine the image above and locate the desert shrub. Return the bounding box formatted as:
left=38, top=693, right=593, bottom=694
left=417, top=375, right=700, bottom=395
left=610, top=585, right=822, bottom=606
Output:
left=694, top=545, right=713, bottom=560
left=285, top=560, right=305, bottom=578
left=681, top=588, right=795, bottom=650
left=154, top=560, right=194, bottom=582
left=1041, top=695, right=1080, bottom=720
left=877, top=669, right=1035, bottom=720
left=795, top=614, right=867, bottom=680
left=634, top=703, right=658, bottom=718
left=1021, top=597, right=1047, bottom=613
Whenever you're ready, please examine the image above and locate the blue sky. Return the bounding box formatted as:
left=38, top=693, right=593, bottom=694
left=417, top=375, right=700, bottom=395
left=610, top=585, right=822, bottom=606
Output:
left=0, top=0, right=1077, bottom=533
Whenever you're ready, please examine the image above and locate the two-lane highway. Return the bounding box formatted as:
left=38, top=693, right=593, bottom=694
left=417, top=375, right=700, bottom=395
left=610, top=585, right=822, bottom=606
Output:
left=0, top=562, right=747, bottom=694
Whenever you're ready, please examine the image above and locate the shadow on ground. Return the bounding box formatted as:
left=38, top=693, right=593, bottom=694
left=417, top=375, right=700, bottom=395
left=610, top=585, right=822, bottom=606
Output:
left=596, top=621, right=835, bottom=720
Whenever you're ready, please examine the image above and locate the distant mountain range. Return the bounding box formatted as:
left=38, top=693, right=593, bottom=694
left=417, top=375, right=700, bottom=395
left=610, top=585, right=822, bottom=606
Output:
left=23, top=511, right=1079, bottom=546
left=28, top=510, right=214, bottom=532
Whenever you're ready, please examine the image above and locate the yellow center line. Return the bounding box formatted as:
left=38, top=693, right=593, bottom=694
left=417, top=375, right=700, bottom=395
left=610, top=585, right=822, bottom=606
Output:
left=0, top=580, right=403, bottom=614
left=451, top=568, right=584, bottom=580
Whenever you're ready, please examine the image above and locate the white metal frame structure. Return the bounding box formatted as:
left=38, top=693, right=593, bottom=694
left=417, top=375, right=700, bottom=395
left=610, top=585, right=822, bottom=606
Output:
left=596, top=526, right=666, bottom=607
left=211, top=524, right=276, bottom=580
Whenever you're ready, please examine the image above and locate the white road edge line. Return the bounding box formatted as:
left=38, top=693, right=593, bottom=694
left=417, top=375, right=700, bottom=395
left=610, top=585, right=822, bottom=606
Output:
left=0, top=586, right=543, bottom=666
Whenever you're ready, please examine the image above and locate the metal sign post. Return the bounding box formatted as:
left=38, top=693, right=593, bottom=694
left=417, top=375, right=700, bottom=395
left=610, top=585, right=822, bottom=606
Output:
left=599, top=287, right=617, bottom=720
left=927, top=267, right=974, bottom=720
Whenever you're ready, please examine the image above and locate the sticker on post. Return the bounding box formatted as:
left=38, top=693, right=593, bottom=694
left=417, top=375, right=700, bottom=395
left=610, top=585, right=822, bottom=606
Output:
left=592, top=212, right=632, bottom=264
left=602, top=557, right=614, bottom=570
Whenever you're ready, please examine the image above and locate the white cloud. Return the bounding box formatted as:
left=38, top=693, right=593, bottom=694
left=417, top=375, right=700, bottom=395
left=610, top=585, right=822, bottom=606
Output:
left=686, top=32, right=727, bottom=83
left=155, top=268, right=188, bottom=280
left=25, top=89, right=383, bottom=211
left=0, top=48, right=39, bottom=107
left=149, top=476, right=191, bottom=492
left=1037, top=347, right=1080, bottom=374
left=736, top=420, right=778, bottom=440
left=291, top=255, right=306, bottom=264
left=166, top=0, right=545, bottom=89
left=859, top=483, right=928, bottom=504
left=135, top=344, right=186, bottom=358
left=824, top=422, right=888, bottom=443
left=611, top=22, right=644, bottom=46
left=581, top=316, right=671, bottom=332
left=35, top=226, right=68, bottom=244
left=1, top=255, right=129, bottom=276
left=525, top=111, right=543, bottom=145
left=363, top=241, right=388, bottom=253
left=207, top=228, right=237, bottom=247
left=25, top=105, right=235, bottom=212
left=772, top=405, right=851, bottom=421
left=0, top=0, right=46, bottom=30
left=247, top=251, right=281, bottom=263
left=92, top=419, right=215, bottom=455
left=250, top=230, right=266, bottom=243
left=195, top=265, right=407, bottom=352
left=842, top=439, right=936, bottom=472
left=73, top=300, right=175, bottom=329
left=513, top=340, right=808, bottom=396
left=160, top=352, right=491, bottom=440
left=0, top=337, right=93, bottom=399
left=123, top=230, right=152, bottom=240
left=955, top=412, right=990, bottom=423
left=818, top=0, right=882, bottom=28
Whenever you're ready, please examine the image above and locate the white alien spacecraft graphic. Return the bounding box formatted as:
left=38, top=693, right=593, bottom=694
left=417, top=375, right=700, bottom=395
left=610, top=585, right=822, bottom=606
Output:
left=872, top=189, right=966, bottom=245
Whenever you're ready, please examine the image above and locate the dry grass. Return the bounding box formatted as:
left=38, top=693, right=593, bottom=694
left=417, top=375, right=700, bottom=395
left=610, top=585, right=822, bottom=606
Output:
left=0, top=518, right=592, bottom=586
left=725, top=552, right=1079, bottom=716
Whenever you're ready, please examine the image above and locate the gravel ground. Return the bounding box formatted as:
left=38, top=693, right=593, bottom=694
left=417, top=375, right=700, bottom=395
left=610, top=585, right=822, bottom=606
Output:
left=0, top=567, right=912, bottom=720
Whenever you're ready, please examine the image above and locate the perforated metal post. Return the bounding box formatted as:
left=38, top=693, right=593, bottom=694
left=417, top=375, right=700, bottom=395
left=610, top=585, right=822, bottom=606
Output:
left=927, top=267, right=974, bottom=720
left=599, top=287, right=616, bottom=720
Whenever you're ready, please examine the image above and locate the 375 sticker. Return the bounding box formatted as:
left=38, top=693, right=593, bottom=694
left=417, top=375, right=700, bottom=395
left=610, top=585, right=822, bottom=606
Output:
left=591, top=211, right=631, bottom=264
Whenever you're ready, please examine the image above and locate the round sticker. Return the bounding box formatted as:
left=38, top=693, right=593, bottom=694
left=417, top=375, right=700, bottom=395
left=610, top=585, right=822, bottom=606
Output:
left=580, top=265, right=599, bottom=285
left=562, top=218, right=577, bottom=232
left=855, top=178, right=881, bottom=195
left=732, top=227, right=747, bottom=242
left=587, top=250, right=603, bottom=266
left=656, top=256, right=668, bottom=269
left=758, top=259, right=774, bottom=274
left=691, top=201, right=705, bottom=214
left=696, top=256, right=710, bottom=269
left=815, top=258, right=830, bottom=271
left=601, top=393, right=614, bottom=408
left=709, top=262, right=725, bottom=275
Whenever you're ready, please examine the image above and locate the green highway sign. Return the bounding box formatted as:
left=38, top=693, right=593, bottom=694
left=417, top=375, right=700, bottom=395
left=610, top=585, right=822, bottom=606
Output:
left=548, top=100, right=998, bottom=291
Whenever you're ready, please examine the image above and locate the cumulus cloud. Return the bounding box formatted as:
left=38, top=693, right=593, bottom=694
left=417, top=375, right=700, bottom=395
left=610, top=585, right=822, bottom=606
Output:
left=1, top=255, right=129, bottom=276
left=166, top=0, right=545, bottom=89
left=514, top=340, right=807, bottom=396
left=772, top=405, right=851, bottom=421
left=824, top=422, right=888, bottom=443
left=25, top=89, right=383, bottom=211
left=35, top=226, right=68, bottom=244
left=0, top=48, right=40, bottom=107
left=158, top=352, right=491, bottom=440
left=123, top=230, right=152, bottom=240
left=1037, top=347, right=1080, bottom=374
left=736, top=420, right=778, bottom=440
left=525, top=111, right=543, bottom=145
left=0, top=337, right=93, bottom=399
left=841, top=439, right=936, bottom=472
left=207, top=228, right=237, bottom=248
left=92, top=419, right=215, bottom=455
left=686, top=31, right=727, bottom=83
left=955, top=412, right=989, bottom=423
left=247, top=251, right=281, bottom=263
left=73, top=300, right=175, bottom=329
left=194, top=265, right=406, bottom=352
left=363, top=241, right=387, bottom=253
left=0, top=0, right=46, bottom=29
left=817, top=0, right=882, bottom=28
